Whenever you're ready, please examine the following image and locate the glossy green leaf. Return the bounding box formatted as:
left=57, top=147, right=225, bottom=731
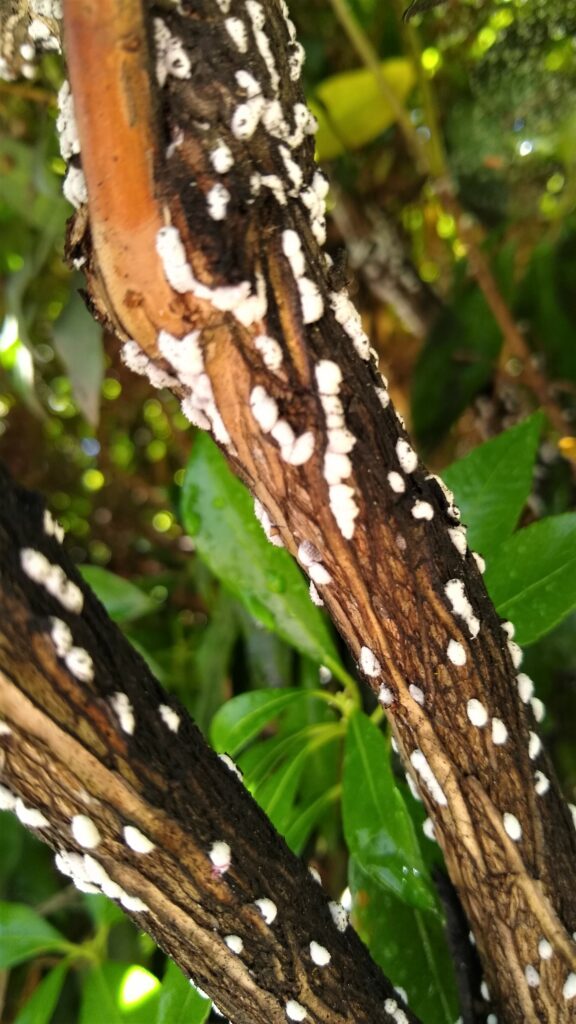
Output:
left=80, top=966, right=124, bottom=1024
left=0, top=902, right=70, bottom=968
left=285, top=784, right=341, bottom=854
left=311, top=59, right=416, bottom=159
left=157, top=960, right=211, bottom=1024
left=251, top=724, right=341, bottom=834
left=342, top=712, right=436, bottom=914
left=80, top=566, right=159, bottom=622
left=486, top=513, right=576, bottom=644
left=211, top=689, right=316, bottom=756
left=80, top=964, right=161, bottom=1024
left=14, top=962, right=68, bottom=1024
left=182, top=434, right=341, bottom=674
left=251, top=748, right=308, bottom=833
left=52, top=289, right=104, bottom=427
left=240, top=725, right=316, bottom=786
left=349, top=858, right=458, bottom=1024
left=444, top=412, right=544, bottom=560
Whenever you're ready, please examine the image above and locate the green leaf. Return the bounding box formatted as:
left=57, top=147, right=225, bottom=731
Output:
left=241, top=727, right=314, bottom=787
left=444, top=413, right=544, bottom=560
left=190, top=590, right=239, bottom=732
left=311, top=59, right=416, bottom=159
left=80, top=566, right=159, bottom=622
left=342, top=712, right=437, bottom=914
left=285, top=784, right=341, bottom=854
left=80, top=966, right=123, bottom=1024
left=349, top=858, right=458, bottom=1024
left=52, top=289, right=104, bottom=427
left=182, top=434, right=341, bottom=674
left=486, top=513, right=576, bottom=644
left=251, top=724, right=341, bottom=834
left=82, top=892, right=126, bottom=929
left=14, top=962, right=68, bottom=1024
left=238, top=607, right=294, bottom=689
left=0, top=137, right=68, bottom=230
left=0, top=901, right=70, bottom=968
left=211, top=689, right=318, bottom=758
left=157, top=960, right=211, bottom=1024
left=80, top=964, right=161, bottom=1024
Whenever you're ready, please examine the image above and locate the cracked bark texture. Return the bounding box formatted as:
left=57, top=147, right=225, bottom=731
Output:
left=1, top=0, right=576, bottom=1021
left=0, top=466, right=419, bottom=1024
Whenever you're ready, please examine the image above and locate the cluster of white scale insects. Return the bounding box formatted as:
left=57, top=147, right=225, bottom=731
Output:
left=29, top=0, right=576, bottom=1013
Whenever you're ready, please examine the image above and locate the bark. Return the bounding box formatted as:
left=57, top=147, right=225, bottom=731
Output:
left=0, top=465, right=418, bottom=1024
left=330, top=192, right=441, bottom=339
left=3, top=0, right=576, bottom=1022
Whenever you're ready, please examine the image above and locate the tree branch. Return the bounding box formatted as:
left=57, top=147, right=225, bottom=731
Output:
left=13, top=0, right=576, bottom=1020
left=0, top=465, right=419, bottom=1024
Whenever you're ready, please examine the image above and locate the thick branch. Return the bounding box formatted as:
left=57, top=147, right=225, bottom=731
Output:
left=0, top=466, right=418, bottom=1024
left=52, top=0, right=576, bottom=1021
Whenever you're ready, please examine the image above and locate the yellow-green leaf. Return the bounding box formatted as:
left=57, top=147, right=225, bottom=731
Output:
left=311, top=59, right=415, bottom=160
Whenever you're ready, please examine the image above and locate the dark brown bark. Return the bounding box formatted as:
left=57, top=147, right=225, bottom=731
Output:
left=0, top=465, right=418, bottom=1024
left=3, top=0, right=576, bottom=1021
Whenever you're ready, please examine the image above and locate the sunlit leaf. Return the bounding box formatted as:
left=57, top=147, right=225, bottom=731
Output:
left=157, top=960, right=211, bottom=1024
left=80, top=963, right=161, bottom=1024
left=311, top=59, right=416, bottom=159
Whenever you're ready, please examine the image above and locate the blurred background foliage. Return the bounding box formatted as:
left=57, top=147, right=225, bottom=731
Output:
left=1, top=0, right=576, bottom=1021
